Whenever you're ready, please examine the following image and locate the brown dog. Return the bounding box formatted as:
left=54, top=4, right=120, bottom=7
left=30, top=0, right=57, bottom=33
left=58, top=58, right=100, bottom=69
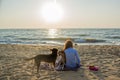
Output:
left=26, top=48, right=58, bottom=73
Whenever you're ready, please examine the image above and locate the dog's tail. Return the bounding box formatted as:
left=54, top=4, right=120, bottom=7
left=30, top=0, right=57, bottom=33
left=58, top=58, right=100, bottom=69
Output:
left=24, top=57, right=35, bottom=61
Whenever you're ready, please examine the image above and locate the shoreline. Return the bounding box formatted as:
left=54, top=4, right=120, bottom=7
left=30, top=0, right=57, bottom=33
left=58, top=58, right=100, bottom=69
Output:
left=0, top=42, right=120, bottom=46
left=0, top=44, right=120, bottom=80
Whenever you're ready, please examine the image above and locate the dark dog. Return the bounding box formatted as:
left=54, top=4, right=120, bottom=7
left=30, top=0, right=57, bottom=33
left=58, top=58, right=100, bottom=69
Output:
left=26, top=48, right=58, bottom=73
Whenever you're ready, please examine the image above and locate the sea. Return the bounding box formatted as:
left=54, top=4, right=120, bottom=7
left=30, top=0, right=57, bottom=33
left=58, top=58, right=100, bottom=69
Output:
left=0, top=28, right=120, bottom=45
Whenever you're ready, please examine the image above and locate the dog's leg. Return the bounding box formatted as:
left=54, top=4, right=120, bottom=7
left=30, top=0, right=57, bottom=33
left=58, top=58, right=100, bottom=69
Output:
left=52, top=61, right=56, bottom=68
left=52, top=62, right=56, bottom=71
left=35, top=58, right=40, bottom=73
left=36, top=62, right=40, bottom=73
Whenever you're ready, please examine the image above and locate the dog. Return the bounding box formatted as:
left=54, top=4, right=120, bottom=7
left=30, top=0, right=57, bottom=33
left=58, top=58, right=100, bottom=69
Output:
left=56, top=50, right=66, bottom=70
left=25, top=48, right=58, bottom=73
left=58, top=50, right=66, bottom=64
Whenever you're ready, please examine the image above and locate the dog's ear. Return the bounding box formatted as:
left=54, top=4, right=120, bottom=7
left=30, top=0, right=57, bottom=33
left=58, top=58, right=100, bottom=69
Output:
left=50, top=49, right=52, bottom=51
left=50, top=48, right=58, bottom=52
left=53, top=48, right=58, bottom=52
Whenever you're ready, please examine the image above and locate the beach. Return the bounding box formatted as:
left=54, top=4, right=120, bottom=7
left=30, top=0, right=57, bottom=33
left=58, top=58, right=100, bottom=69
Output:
left=0, top=44, right=120, bottom=80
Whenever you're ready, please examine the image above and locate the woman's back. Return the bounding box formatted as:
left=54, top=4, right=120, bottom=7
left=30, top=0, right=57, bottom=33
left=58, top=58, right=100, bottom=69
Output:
left=64, top=47, right=80, bottom=69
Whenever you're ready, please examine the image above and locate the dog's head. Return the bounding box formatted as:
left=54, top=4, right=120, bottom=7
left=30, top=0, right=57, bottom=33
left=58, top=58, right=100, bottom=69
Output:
left=50, top=48, right=58, bottom=54
left=58, top=50, right=65, bottom=56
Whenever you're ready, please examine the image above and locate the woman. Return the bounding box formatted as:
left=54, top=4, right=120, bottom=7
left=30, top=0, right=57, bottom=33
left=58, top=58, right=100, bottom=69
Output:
left=63, top=39, right=80, bottom=70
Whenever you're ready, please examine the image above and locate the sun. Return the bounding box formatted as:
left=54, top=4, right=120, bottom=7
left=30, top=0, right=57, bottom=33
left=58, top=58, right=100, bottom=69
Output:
left=41, top=2, right=64, bottom=23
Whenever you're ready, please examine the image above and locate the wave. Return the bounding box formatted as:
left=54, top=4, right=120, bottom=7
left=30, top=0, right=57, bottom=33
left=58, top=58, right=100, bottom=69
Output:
left=66, top=34, right=89, bottom=37
left=0, top=40, right=22, bottom=44
left=42, top=38, right=106, bottom=43
left=17, top=38, right=39, bottom=40
left=42, top=38, right=73, bottom=41
left=106, top=36, right=120, bottom=39
left=74, top=38, right=106, bottom=43
left=84, top=38, right=106, bottom=43
left=4, top=35, right=17, bottom=38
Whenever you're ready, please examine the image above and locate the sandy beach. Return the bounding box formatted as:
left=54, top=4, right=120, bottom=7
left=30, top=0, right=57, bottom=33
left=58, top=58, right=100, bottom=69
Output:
left=0, top=44, right=120, bottom=80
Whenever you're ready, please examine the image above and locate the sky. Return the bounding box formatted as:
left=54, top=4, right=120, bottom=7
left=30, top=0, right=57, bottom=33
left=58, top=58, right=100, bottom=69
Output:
left=0, top=0, right=120, bottom=29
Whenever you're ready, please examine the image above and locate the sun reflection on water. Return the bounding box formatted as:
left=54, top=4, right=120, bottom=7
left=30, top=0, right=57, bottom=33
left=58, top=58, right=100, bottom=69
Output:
left=48, top=29, right=58, bottom=38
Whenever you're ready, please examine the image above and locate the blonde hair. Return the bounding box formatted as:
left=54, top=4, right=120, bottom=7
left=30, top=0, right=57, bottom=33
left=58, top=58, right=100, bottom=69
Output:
left=63, top=39, right=73, bottom=50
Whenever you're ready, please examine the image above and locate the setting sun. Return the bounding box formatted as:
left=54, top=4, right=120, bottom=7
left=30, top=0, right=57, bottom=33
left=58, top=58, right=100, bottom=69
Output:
left=41, top=2, right=64, bottom=23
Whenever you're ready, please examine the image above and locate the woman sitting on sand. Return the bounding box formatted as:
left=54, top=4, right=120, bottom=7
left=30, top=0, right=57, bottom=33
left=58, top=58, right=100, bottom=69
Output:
left=55, top=40, right=80, bottom=71
left=63, top=40, right=80, bottom=70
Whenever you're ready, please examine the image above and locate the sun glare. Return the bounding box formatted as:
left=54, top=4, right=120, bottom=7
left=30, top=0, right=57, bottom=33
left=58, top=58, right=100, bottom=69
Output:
left=41, top=2, right=64, bottom=23
left=48, top=29, right=57, bottom=38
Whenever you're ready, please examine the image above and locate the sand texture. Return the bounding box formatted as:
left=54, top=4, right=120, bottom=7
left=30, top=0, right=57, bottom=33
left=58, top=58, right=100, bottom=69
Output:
left=0, top=44, right=120, bottom=80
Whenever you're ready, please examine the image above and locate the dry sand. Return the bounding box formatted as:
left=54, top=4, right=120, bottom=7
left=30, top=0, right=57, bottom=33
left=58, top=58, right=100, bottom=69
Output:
left=0, top=44, right=120, bottom=80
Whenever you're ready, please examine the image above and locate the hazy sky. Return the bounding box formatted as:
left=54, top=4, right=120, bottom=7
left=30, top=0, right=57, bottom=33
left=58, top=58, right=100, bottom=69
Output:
left=0, top=0, right=120, bottom=29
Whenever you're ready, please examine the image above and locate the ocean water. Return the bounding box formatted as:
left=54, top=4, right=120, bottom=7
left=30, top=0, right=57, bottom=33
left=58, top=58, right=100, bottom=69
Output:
left=0, top=28, right=120, bottom=45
